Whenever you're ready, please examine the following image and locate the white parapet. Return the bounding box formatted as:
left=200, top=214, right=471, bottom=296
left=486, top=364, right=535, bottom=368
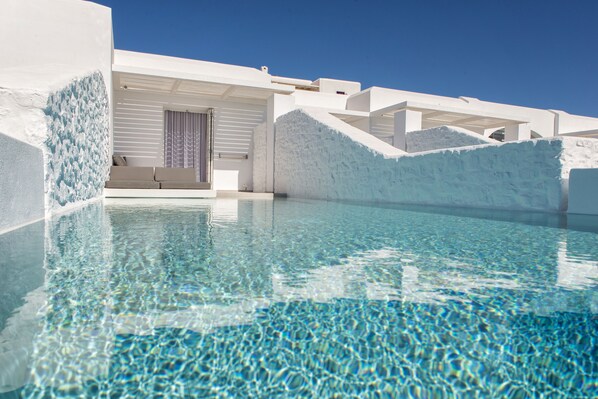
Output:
left=274, top=109, right=598, bottom=212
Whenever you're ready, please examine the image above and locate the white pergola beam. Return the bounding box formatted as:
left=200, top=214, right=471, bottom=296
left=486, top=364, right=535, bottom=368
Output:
left=221, top=86, right=236, bottom=100
left=170, top=80, right=182, bottom=94
left=423, top=111, right=447, bottom=120
left=450, top=115, right=486, bottom=125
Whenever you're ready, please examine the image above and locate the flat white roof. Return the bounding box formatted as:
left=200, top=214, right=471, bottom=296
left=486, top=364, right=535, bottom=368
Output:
left=113, top=50, right=293, bottom=100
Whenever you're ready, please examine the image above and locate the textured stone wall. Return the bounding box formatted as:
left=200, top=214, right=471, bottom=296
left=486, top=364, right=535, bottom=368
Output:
left=274, top=109, right=598, bottom=212
left=0, top=133, right=45, bottom=232
left=406, top=125, right=496, bottom=153
left=44, top=72, right=110, bottom=211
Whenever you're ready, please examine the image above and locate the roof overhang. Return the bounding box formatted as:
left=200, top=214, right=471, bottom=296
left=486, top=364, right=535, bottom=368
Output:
left=559, top=129, right=598, bottom=139
left=371, top=101, right=531, bottom=130
left=327, top=109, right=370, bottom=123
left=113, top=64, right=294, bottom=101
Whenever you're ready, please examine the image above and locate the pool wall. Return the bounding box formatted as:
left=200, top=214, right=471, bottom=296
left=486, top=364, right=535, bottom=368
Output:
left=0, top=0, right=112, bottom=234
left=274, top=109, right=598, bottom=212
left=0, top=133, right=45, bottom=232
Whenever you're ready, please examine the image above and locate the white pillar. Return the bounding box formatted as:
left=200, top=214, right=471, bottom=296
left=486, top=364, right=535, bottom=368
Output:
left=394, top=110, right=422, bottom=151
left=504, top=123, right=531, bottom=141
left=265, top=94, right=295, bottom=192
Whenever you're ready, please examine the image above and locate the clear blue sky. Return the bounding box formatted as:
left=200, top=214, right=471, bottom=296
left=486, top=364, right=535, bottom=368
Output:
left=94, top=0, right=598, bottom=117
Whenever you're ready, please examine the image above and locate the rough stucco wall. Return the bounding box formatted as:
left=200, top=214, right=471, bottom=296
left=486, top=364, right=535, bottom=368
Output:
left=44, top=72, right=110, bottom=212
left=559, top=138, right=598, bottom=178
left=274, top=109, right=598, bottom=212
left=406, top=125, right=496, bottom=153
left=0, top=133, right=45, bottom=233
left=252, top=122, right=267, bottom=193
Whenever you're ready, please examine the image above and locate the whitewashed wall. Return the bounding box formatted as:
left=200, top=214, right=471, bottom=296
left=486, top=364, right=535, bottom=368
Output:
left=252, top=123, right=267, bottom=193
left=113, top=90, right=266, bottom=190
left=0, top=0, right=113, bottom=233
left=0, top=71, right=110, bottom=232
left=274, top=109, right=598, bottom=212
left=552, top=110, right=598, bottom=134
left=0, top=0, right=113, bottom=134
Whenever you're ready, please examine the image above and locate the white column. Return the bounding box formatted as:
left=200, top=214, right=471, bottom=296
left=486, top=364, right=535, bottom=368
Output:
left=394, top=110, right=422, bottom=151
left=504, top=123, right=531, bottom=141
left=265, top=94, right=295, bottom=192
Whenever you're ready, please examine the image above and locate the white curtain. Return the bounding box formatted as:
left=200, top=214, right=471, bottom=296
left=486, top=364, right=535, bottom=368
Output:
left=164, top=110, right=208, bottom=182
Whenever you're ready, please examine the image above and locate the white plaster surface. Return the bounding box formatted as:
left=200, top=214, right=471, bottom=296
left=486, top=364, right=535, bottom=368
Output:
left=114, top=50, right=270, bottom=85
left=274, top=109, right=598, bottom=212
left=0, top=71, right=110, bottom=233
left=567, top=169, right=598, bottom=215
left=0, top=0, right=113, bottom=108
left=405, top=125, right=496, bottom=153
left=252, top=122, right=267, bottom=193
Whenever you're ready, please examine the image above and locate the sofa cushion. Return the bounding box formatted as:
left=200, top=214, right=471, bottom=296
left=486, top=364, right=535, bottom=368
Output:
left=160, top=182, right=211, bottom=190
left=112, top=155, right=127, bottom=166
left=109, top=166, right=155, bottom=181
left=105, top=180, right=160, bottom=189
left=154, top=167, right=197, bottom=182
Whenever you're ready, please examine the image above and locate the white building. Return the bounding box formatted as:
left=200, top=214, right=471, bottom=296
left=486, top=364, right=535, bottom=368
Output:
left=111, top=48, right=598, bottom=192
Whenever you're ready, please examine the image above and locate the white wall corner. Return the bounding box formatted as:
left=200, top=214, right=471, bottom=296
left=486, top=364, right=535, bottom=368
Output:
left=266, top=94, right=295, bottom=192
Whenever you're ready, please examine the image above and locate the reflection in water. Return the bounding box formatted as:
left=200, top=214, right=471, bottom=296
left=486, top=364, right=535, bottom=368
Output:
left=0, top=198, right=596, bottom=397
left=0, top=221, right=45, bottom=393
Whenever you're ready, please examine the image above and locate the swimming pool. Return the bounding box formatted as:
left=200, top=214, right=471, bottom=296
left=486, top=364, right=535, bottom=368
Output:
left=1, top=198, right=596, bottom=398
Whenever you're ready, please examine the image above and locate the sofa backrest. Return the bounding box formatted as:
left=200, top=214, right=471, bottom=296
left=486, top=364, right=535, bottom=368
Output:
left=110, top=166, right=155, bottom=181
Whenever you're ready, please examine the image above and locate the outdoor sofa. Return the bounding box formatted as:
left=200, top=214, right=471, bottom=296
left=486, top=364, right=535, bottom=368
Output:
left=105, top=166, right=210, bottom=189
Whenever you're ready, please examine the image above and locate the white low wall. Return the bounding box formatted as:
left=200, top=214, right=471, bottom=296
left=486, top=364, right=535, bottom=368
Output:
left=406, top=125, right=496, bottom=153
left=568, top=169, right=598, bottom=215
left=0, top=72, right=110, bottom=232
left=274, top=109, right=598, bottom=212
left=0, top=133, right=44, bottom=233
left=0, top=0, right=113, bottom=232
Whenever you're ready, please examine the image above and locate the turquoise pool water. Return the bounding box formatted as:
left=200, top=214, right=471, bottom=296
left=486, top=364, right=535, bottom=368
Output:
left=0, top=199, right=596, bottom=398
